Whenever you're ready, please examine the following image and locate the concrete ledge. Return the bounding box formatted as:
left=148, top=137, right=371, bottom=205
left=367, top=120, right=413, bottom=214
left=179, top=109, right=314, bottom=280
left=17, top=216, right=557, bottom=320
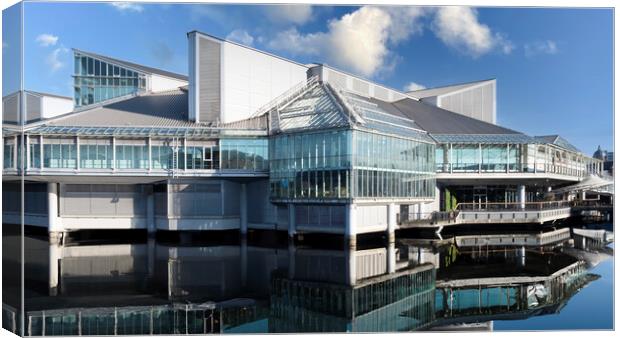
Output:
left=156, top=217, right=240, bottom=231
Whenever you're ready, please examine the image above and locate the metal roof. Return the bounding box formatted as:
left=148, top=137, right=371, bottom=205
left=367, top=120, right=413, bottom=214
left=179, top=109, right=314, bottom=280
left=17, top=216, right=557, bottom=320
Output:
left=392, top=97, right=520, bottom=135
left=406, top=79, right=494, bottom=99
left=46, top=89, right=193, bottom=128
left=26, top=89, right=267, bottom=137
left=535, top=135, right=581, bottom=153
left=73, top=49, right=188, bottom=81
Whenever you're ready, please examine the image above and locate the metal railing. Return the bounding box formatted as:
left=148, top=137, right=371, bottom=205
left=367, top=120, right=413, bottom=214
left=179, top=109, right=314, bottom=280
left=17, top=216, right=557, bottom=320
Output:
left=398, top=211, right=460, bottom=225
left=456, top=201, right=571, bottom=212
left=436, top=162, right=587, bottom=178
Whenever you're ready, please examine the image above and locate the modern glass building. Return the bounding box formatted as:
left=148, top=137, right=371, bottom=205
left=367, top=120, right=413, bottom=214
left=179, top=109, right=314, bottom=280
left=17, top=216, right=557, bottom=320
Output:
left=2, top=30, right=606, bottom=244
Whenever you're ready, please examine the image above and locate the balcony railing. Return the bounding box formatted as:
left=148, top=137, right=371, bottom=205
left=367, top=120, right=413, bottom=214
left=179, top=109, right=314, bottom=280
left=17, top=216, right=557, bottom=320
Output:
left=398, top=211, right=460, bottom=226
left=436, top=162, right=587, bottom=178
left=456, top=201, right=572, bottom=212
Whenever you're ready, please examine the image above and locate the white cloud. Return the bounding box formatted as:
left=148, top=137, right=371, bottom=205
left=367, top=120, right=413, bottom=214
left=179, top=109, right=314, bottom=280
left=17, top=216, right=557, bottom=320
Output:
left=226, top=29, right=255, bottom=46
left=404, top=82, right=426, bottom=92
left=524, top=40, right=559, bottom=57
left=265, top=5, right=313, bottom=25
left=432, top=7, right=512, bottom=57
left=110, top=2, right=144, bottom=13
left=268, top=6, right=426, bottom=78
left=46, top=47, right=68, bottom=72
left=35, top=34, right=58, bottom=47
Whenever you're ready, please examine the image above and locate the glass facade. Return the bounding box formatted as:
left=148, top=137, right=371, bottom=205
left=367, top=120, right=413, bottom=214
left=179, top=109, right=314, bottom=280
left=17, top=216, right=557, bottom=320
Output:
left=80, top=143, right=112, bottom=169
left=43, top=140, right=77, bottom=169
left=353, top=131, right=435, bottom=199
left=116, top=144, right=149, bottom=169
left=220, top=138, right=269, bottom=171
left=436, top=142, right=588, bottom=177
left=4, top=141, right=14, bottom=169
left=437, top=143, right=522, bottom=173
left=270, top=130, right=352, bottom=200
left=74, top=53, right=147, bottom=107
left=185, top=145, right=219, bottom=170
left=269, top=129, right=435, bottom=201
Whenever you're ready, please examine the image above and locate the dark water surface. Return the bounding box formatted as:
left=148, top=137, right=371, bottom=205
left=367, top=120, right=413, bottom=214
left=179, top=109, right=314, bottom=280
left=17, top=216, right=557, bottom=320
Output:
left=3, top=225, right=614, bottom=334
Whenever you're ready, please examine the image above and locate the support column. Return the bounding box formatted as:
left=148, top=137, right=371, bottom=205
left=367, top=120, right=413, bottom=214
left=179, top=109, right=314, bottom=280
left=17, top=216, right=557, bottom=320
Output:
left=49, top=242, right=61, bottom=296
left=240, top=183, right=248, bottom=236
left=146, top=190, right=155, bottom=237
left=345, top=244, right=357, bottom=286
left=48, top=182, right=63, bottom=244
left=240, top=237, right=247, bottom=287
left=518, top=185, right=526, bottom=209
left=288, top=239, right=296, bottom=280
left=387, top=240, right=396, bottom=274
left=288, top=204, right=296, bottom=239
left=345, top=204, right=357, bottom=248
left=387, top=203, right=396, bottom=244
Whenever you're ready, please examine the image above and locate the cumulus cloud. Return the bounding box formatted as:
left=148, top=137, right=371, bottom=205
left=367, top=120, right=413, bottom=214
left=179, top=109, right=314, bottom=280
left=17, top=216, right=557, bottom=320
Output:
left=269, top=6, right=426, bottom=77
left=524, top=40, right=559, bottom=57
left=432, top=7, right=513, bottom=57
left=110, top=2, right=144, bottom=13
left=226, top=29, right=255, bottom=46
left=265, top=4, right=313, bottom=25
left=36, top=34, right=58, bottom=47
left=46, top=47, right=68, bottom=72
left=404, top=82, right=426, bottom=92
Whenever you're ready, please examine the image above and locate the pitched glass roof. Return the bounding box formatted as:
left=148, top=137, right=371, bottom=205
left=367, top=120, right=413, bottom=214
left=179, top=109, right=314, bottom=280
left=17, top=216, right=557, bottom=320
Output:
left=26, top=125, right=267, bottom=137
left=431, top=133, right=536, bottom=144
left=277, top=83, right=351, bottom=132
left=535, top=135, right=581, bottom=153
left=339, top=91, right=432, bottom=142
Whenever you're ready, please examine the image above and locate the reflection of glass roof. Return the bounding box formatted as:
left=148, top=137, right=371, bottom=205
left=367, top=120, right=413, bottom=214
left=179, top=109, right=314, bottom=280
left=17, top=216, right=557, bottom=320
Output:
left=26, top=125, right=267, bottom=137
left=431, top=134, right=536, bottom=144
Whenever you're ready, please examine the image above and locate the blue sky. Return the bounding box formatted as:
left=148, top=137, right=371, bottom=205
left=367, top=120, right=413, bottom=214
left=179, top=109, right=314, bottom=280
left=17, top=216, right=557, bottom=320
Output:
left=2, top=2, right=613, bottom=153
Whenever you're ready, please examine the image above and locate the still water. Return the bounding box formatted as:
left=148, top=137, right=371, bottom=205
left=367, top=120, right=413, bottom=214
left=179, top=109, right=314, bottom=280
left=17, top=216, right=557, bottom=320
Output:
left=3, top=225, right=614, bottom=334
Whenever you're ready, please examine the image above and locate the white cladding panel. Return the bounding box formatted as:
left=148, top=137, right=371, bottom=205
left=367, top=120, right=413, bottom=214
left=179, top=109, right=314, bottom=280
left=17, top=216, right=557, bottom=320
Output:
left=310, top=65, right=408, bottom=102
left=41, top=95, right=73, bottom=119
left=437, top=81, right=496, bottom=124
left=220, top=42, right=307, bottom=123
left=356, top=205, right=388, bottom=229
left=150, top=74, right=188, bottom=93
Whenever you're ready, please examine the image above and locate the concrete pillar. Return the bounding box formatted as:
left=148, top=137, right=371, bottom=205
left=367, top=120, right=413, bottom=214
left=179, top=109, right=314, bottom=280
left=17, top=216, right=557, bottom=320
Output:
left=387, top=241, right=396, bottom=274
left=516, top=246, right=526, bottom=267
left=387, top=203, right=396, bottom=244
left=146, top=192, right=155, bottom=237
left=345, top=204, right=357, bottom=248
left=240, top=183, right=248, bottom=236
left=49, top=242, right=61, bottom=296
left=518, top=185, right=526, bottom=209
left=288, top=239, right=296, bottom=280
left=288, top=204, right=296, bottom=238
left=240, top=237, right=247, bottom=287
left=48, top=182, right=63, bottom=244
left=147, top=237, right=155, bottom=279
left=345, top=245, right=357, bottom=286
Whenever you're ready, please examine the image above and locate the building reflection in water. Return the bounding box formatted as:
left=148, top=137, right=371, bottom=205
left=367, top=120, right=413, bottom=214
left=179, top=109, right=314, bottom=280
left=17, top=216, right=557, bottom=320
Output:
left=4, top=229, right=609, bottom=335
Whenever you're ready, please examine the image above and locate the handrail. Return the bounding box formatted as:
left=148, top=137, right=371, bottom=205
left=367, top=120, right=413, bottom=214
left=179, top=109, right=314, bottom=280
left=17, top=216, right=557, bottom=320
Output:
left=456, top=201, right=571, bottom=211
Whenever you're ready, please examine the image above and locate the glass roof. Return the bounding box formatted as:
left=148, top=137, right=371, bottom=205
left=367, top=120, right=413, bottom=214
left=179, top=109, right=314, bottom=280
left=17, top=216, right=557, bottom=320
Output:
left=26, top=125, right=267, bottom=137
left=277, top=84, right=351, bottom=132
left=431, top=134, right=537, bottom=144
left=340, top=91, right=432, bottom=142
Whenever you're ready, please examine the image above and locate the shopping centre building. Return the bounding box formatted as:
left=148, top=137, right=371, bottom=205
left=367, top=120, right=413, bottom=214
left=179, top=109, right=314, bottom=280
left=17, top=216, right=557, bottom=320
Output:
left=2, top=31, right=605, bottom=244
